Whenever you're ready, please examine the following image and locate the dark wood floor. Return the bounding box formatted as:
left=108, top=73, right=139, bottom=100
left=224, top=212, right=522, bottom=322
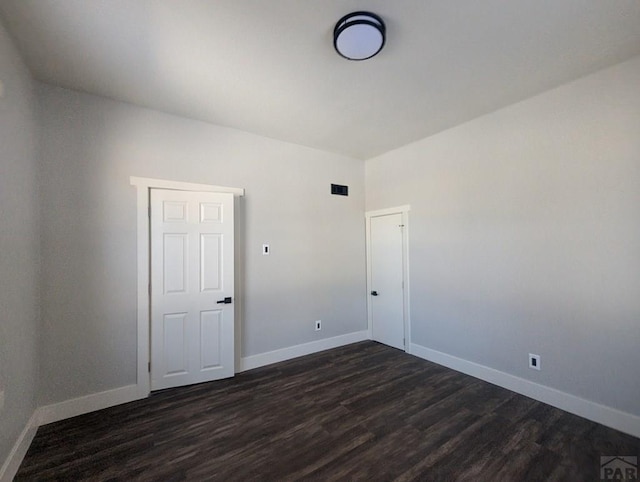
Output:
left=17, top=341, right=640, bottom=481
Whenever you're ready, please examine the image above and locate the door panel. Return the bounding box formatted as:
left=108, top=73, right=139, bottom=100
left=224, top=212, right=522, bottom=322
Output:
left=200, top=234, right=222, bottom=291
left=369, top=213, right=405, bottom=350
left=163, top=234, right=188, bottom=294
left=200, top=310, right=222, bottom=369
left=200, top=202, right=222, bottom=223
left=163, top=313, right=188, bottom=375
left=151, top=189, right=234, bottom=391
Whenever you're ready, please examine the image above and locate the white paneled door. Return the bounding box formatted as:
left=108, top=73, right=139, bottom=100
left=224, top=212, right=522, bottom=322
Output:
left=150, top=189, right=234, bottom=390
left=368, top=212, right=406, bottom=351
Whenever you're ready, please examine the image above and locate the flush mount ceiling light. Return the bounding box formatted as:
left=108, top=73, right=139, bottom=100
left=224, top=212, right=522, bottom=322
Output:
left=334, top=11, right=386, bottom=61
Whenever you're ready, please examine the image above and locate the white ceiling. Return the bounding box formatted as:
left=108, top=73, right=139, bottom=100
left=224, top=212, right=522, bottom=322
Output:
left=1, top=1, right=640, bottom=159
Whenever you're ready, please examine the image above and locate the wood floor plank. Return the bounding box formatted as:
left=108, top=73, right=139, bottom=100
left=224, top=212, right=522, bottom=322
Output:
left=15, top=341, right=640, bottom=481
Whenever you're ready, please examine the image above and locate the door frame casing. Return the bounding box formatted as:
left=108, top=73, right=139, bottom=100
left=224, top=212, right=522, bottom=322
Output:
left=130, top=177, right=244, bottom=398
left=365, top=205, right=411, bottom=353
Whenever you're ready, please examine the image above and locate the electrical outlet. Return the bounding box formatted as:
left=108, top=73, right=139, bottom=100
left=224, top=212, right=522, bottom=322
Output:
left=529, top=353, right=541, bottom=370
left=315, top=320, right=321, bottom=331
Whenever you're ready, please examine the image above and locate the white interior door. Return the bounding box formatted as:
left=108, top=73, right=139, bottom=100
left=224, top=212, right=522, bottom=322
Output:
left=150, top=189, right=234, bottom=391
left=368, top=212, right=406, bottom=350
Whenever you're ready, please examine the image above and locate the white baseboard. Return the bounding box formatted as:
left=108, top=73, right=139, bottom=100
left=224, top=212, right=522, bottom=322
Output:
left=0, top=411, right=39, bottom=482
left=410, top=343, right=640, bottom=439
left=37, top=384, right=142, bottom=426
left=240, top=331, right=369, bottom=372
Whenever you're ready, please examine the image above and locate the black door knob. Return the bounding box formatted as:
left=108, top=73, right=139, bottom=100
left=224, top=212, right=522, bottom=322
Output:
left=371, top=291, right=378, bottom=296
left=217, top=297, right=233, bottom=304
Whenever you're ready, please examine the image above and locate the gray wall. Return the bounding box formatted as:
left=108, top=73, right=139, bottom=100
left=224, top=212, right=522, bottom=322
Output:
left=37, top=84, right=367, bottom=405
left=0, top=21, right=40, bottom=464
left=366, top=56, right=640, bottom=416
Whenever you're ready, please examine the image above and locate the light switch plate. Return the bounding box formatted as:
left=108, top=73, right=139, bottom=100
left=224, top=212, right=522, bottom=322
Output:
left=262, top=244, right=270, bottom=255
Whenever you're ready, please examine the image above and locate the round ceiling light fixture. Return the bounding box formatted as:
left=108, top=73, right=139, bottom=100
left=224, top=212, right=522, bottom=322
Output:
left=334, top=11, right=386, bottom=61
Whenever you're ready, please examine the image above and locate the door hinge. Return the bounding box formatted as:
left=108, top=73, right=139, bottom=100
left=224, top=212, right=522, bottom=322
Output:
left=148, top=283, right=151, bottom=296
left=148, top=362, right=151, bottom=373
left=148, top=206, right=151, bottom=218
